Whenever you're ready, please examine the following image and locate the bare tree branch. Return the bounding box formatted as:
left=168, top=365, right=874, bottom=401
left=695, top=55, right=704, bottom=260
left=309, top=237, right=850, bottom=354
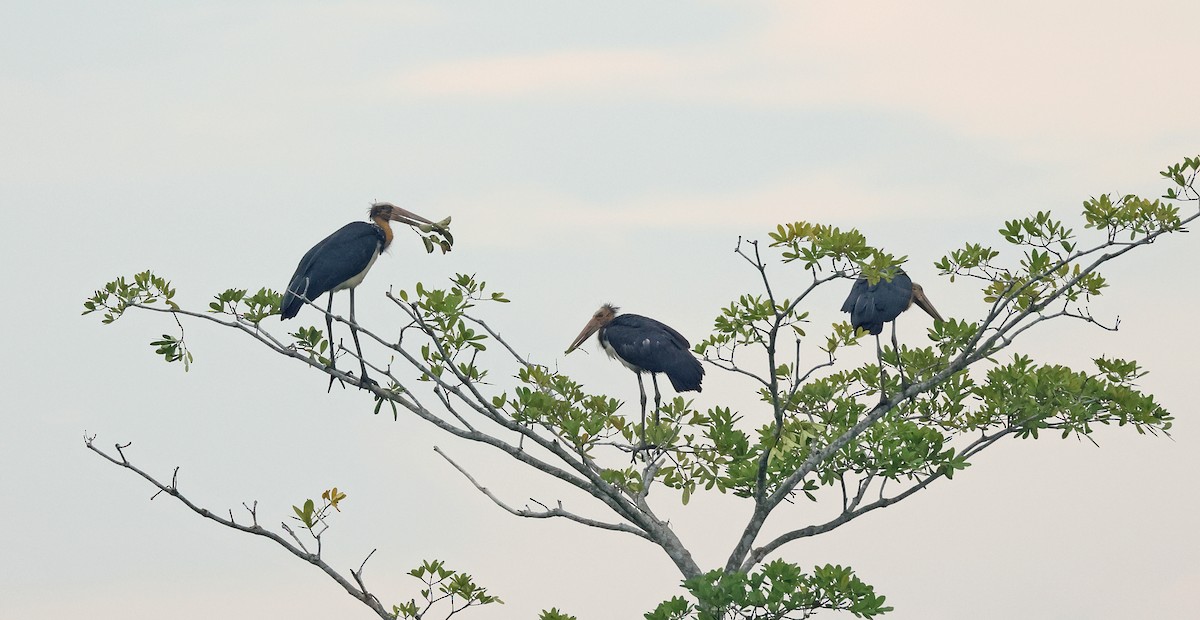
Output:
left=83, top=433, right=393, bottom=619
left=433, top=446, right=654, bottom=541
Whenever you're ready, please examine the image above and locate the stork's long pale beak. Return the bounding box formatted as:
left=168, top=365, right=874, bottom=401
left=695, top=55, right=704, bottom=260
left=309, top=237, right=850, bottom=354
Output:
left=377, top=202, right=454, bottom=251
left=375, top=202, right=437, bottom=227
left=565, top=318, right=604, bottom=354
left=910, top=283, right=944, bottom=322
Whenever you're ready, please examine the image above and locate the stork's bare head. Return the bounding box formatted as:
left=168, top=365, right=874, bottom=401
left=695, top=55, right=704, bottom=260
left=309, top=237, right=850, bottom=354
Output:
left=565, top=304, right=619, bottom=354
left=369, top=202, right=436, bottom=227
left=370, top=202, right=453, bottom=252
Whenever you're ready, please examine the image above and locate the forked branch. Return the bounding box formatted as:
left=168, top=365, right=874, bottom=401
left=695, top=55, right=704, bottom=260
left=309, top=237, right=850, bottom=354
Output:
left=82, top=433, right=392, bottom=618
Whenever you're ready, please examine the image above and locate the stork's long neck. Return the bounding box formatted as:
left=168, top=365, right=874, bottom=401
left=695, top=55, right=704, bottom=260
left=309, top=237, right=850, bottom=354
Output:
left=372, top=216, right=394, bottom=250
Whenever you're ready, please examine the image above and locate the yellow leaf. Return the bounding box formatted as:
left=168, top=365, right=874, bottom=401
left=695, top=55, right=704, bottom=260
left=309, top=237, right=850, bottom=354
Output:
left=324, top=487, right=347, bottom=511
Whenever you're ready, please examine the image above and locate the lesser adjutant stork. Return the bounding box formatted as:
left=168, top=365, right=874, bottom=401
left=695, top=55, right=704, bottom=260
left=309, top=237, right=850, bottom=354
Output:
left=841, top=270, right=942, bottom=385
left=565, top=304, right=704, bottom=442
left=282, top=202, right=451, bottom=387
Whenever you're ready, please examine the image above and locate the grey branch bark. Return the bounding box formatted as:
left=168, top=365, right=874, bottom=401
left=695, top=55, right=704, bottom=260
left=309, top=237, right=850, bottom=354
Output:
left=434, top=446, right=654, bottom=540
left=83, top=434, right=392, bottom=619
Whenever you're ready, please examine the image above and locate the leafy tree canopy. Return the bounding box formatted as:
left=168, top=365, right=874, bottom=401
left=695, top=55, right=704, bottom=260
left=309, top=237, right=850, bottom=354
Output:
left=85, top=157, right=1198, bottom=618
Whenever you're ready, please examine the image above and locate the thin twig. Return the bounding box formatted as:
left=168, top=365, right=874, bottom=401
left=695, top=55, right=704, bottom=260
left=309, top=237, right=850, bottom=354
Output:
left=82, top=434, right=393, bottom=619
left=433, top=446, right=653, bottom=541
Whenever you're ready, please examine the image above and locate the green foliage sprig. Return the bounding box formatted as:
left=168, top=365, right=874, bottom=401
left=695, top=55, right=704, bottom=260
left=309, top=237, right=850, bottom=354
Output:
left=647, top=561, right=892, bottom=620
left=397, top=274, right=508, bottom=384
left=393, top=559, right=503, bottom=619
left=209, top=287, right=282, bottom=324
left=83, top=270, right=179, bottom=322
left=83, top=271, right=193, bottom=369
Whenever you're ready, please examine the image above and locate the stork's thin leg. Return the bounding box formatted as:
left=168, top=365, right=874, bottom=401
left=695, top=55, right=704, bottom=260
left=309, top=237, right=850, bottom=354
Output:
left=325, top=295, right=341, bottom=393
left=636, top=371, right=648, bottom=447
left=651, top=374, right=662, bottom=426
left=348, top=289, right=376, bottom=389
left=874, top=333, right=887, bottom=394
left=891, top=321, right=908, bottom=388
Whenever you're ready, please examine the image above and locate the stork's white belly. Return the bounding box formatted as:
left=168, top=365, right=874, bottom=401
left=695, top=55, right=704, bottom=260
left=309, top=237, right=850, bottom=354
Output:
left=332, top=249, right=380, bottom=292
left=601, top=337, right=645, bottom=372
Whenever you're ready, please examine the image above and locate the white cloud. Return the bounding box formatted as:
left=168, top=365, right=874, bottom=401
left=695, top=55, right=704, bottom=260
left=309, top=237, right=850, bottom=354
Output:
left=449, top=167, right=968, bottom=251
left=391, top=49, right=684, bottom=98
left=747, top=2, right=1195, bottom=146
left=382, top=1, right=1199, bottom=165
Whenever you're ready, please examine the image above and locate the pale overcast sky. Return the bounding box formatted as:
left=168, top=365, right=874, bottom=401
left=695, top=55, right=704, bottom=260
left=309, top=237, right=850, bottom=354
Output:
left=3, top=2, right=1198, bottom=619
